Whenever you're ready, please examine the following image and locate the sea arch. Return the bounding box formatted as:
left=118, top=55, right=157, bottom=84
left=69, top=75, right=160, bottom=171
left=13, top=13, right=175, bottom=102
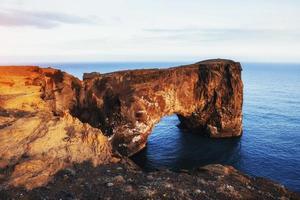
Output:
left=74, top=59, right=243, bottom=156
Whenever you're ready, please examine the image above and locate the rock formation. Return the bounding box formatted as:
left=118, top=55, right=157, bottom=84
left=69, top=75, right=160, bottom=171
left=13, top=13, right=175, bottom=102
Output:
left=0, top=67, right=112, bottom=189
left=1, top=60, right=299, bottom=198
left=2, top=162, right=299, bottom=200
left=0, top=59, right=243, bottom=189
left=74, top=59, right=243, bottom=155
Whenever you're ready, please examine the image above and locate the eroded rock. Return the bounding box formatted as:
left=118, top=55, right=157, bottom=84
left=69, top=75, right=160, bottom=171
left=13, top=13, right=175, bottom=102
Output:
left=0, top=66, right=112, bottom=189
left=75, top=59, right=243, bottom=155
left=0, top=59, right=243, bottom=189
left=0, top=61, right=299, bottom=199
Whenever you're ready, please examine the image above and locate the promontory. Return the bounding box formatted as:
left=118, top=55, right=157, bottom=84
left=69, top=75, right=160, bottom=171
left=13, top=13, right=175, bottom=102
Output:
left=0, top=59, right=298, bottom=199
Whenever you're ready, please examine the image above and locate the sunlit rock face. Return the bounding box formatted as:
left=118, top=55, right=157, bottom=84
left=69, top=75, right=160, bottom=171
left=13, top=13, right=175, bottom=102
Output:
left=0, top=59, right=243, bottom=189
left=75, top=59, right=243, bottom=156
left=0, top=67, right=112, bottom=189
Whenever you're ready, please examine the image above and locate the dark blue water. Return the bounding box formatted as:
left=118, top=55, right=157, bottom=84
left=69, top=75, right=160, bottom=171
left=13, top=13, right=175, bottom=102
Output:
left=37, top=62, right=300, bottom=192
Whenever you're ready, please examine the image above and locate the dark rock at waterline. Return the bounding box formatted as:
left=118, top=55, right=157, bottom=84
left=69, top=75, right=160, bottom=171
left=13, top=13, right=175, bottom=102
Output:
left=1, top=161, right=299, bottom=200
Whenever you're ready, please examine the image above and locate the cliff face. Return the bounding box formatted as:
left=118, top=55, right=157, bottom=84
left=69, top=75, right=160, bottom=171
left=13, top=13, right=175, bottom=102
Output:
left=0, top=67, right=112, bottom=189
left=75, top=59, right=243, bottom=155
left=1, top=61, right=299, bottom=198
left=0, top=59, right=243, bottom=189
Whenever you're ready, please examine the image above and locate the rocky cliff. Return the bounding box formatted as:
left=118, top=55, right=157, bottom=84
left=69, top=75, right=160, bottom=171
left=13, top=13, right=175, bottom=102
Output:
left=1, top=60, right=298, bottom=199
left=0, top=66, right=112, bottom=189
left=0, top=60, right=242, bottom=189
left=74, top=59, right=243, bottom=155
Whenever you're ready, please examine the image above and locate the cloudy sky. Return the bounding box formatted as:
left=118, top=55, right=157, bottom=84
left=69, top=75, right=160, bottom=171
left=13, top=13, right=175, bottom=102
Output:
left=0, top=0, right=299, bottom=63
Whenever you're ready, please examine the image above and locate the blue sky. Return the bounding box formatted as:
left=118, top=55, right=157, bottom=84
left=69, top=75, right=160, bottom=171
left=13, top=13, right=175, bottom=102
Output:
left=0, top=0, right=299, bottom=63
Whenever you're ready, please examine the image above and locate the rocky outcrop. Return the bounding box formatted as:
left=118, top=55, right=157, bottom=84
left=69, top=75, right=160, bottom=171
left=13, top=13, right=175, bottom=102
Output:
left=74, top=59, right=243, bottom=155
left=0, top=60, right=243, bottom=188
left=0, top=67, right=112, bottom=189
left=1, top=161, right=299, bottom=200
left=0, top=61, right=299, bottom=199
left=0, top=59, right=243, bottom=189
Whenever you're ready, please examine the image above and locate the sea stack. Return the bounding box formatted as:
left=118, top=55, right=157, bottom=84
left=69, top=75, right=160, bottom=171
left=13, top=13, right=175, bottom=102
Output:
left=75, top=59, right=243, bottom=156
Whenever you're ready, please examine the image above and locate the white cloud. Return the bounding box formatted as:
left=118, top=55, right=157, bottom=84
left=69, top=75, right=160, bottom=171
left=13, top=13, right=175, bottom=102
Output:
left=0, top=9, right=99, bottom=28
left=0, top=0, right=299, bottom=63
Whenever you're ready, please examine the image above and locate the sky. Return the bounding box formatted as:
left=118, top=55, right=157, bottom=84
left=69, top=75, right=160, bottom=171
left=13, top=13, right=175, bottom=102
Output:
left=0, top=0, right=299, bottom=63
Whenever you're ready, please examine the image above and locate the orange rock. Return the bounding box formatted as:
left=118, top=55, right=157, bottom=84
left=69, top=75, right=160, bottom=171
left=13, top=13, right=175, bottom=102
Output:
left=74, top=59, right=243, bottom=155
left=0, top=66, right=112, bottom=189
left=0, top=59, right=243, bottom=189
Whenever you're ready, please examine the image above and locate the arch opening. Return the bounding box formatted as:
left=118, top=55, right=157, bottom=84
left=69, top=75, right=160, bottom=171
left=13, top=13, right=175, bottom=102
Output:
left=131, top=114, right=242, bottom=171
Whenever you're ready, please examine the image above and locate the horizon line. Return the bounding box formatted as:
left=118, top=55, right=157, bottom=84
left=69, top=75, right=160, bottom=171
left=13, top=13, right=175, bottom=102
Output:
left=1, top=60, right=300, bottom=66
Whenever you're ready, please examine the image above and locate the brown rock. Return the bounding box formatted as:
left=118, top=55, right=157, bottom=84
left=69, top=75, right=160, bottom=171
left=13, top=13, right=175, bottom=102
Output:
left=0, top=59, right=243, bottom=189
left=74, top=59, right=243, bottom=155
left=113, top=175, right=126, bottom=184
left=124, top=185, right=133, bottom=193
left=0, top=66, right=112, bottom=189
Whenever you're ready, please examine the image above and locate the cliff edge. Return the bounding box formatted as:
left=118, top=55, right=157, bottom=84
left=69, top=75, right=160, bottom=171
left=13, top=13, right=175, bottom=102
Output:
left=0, top=60, right=298, bottom=199
left=0, top=66, right=112, bottom=189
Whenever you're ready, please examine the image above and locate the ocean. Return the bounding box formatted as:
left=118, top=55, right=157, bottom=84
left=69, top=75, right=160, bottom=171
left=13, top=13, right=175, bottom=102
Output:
left=37, top=61, right=300, bottom=192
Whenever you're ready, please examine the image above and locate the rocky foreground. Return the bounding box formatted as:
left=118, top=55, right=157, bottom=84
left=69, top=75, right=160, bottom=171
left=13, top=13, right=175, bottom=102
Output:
left=1, top=160, right=299, bottom=200
left=0, top=60, right=299, bottom=199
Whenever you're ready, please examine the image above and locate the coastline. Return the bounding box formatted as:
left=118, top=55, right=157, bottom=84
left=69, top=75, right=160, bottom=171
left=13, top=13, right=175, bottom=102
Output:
left=0, top=61, right=299, bottom=199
